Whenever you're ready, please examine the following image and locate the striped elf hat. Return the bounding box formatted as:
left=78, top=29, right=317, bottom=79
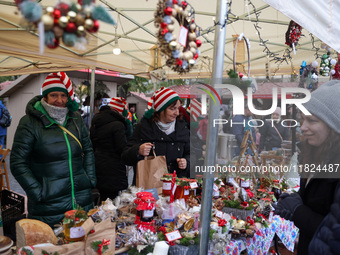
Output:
left=42, top=72, right=79, bottom=111
left=144, top=87, right=180, bottom=119
left=108, top=97, right=128, bottom=117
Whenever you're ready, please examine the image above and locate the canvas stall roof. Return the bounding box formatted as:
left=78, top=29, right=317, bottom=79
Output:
left=0, top=0, right=336, bottom=79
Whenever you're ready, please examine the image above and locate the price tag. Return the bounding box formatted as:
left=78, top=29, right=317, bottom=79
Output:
left=268, top=211, right=274, bottom=223
left=215, top=210, right=223, bottom=218
left=143, top=209, right=154, bottom=218
left=165, top=230, right=182, bottom=242
left=213, top=183, right=219, bottom=192
left=190, top=182, right=198, bottom=189
left=163, top=182, right=171, bottom=190
left=70, top=226, right=85, bottom=238
left=178, top=25, right=188, bottom=47
left=184, top=189, right=189, bottom=195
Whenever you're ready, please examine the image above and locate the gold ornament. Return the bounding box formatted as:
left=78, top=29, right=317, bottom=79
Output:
left=67, top=11, right=77, bottom=22
left=189, top=59, right=196, bottom=68
left=75, top=14, right=85, bottom=26
left=184, top=218, right=195, bottom=231
left=188, top=32, right=196, bottom=41
left=45, top=6, right=54, bottom=15
left=83, top=7, right=92, bottom=18
left=84, top=19, right=94, bottom=30
left=169, top=41, right=177, bottom=50
left=58, top=16, right=69, bottom=28
left=77, top=26, right=85, bottom=36
left=167, top=24, right=174, bottom=32
left=190, top=23, right=196, bottom=32
left=189, top=41, right=197, bottom=48
left=41, top=14, right=54, bottom=31
left=190, top=47, right=196, bottom=55
left=53, top=26, right=64, bottom=38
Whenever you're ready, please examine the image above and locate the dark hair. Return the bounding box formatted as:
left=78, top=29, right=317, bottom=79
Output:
left=303, top=128, right=340, bottom=165
left=151, top=99, right=180, bottom=122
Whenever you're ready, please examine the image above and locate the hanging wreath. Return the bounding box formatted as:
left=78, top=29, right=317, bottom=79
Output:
left=285, top=20, right=302, bottom=53
left=15, top=0, right=116, bottom=49
left=154, top=0, right=201, bottom=74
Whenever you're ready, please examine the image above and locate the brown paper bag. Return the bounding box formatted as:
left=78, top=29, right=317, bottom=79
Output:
left=85, top=218, right=115, bottom=255
left=136, top=149, right=167, bottom=191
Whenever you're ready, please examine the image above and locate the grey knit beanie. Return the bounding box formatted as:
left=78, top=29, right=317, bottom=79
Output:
left=303, top=80, right=340, bottom=133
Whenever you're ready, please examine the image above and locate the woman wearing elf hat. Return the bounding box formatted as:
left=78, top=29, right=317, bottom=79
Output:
left=10, top=72, right=96, bottom=227
left=122, top=87, right=190, bottom=180
left=90, top=97, right=132, bottom=200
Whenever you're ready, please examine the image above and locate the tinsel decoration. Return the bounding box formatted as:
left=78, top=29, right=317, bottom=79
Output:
left=154, top=0, right=201, bottom=74
left=15, top=0, right=116, bottom=49
left=332, top=62, right=340, bottom=79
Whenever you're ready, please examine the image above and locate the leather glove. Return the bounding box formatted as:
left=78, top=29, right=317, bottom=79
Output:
left=272, top=192, right=302, bottom=220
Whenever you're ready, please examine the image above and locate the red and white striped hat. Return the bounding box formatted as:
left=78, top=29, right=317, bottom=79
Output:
left=145, top=87, right=180, bottom=119
left=188, top=98, right=202, bottom=122
left=108, top=97, right=128, bottom=117
left=42, top=72, right=74, bottom=100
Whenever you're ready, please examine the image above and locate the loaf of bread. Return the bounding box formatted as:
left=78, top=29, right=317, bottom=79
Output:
left=16, top=219, right=58, bottom=249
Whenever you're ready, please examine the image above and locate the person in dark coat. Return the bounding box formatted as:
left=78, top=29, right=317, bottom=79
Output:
left=90, top=97, right=131, bottom=200
left=10, top=72, right=96, bottom=227
left=0, top=101, right=8, bottom=148
left=122, top=87, right=190, bottom=181
left=259, top=107, right=289, bottom=152
left=273, top=80, right=340, bottom=255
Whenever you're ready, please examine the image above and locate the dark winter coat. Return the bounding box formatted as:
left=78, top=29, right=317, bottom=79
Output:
left=90, top=106, right=128, bottom=197
left=0, top=101, right=8, bottom=136
left=259, top=119, right=289, bottom=151
left=10, top=96, right=96, bottom=227
left=293, top=178, right=339, bottom=255
left=122, top=117, right=190, bottom=178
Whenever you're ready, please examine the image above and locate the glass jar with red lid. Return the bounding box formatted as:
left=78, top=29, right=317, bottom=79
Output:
left=161, top=173, right=173, bottom=196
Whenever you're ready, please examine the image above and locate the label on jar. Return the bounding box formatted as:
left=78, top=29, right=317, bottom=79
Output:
left=165, top=230, right=182, bottom=242
left=213, top=183, right=219, bottom=192
left=241, top=180, right=250, bottom=188
left=163, top=182, right=171, bottom=190
left=190, top=182, right=198, bottom=189
left=143, top=209, right=154, bottom=218
left=70, top=226, right=85, bottom=238
left=184, top=189, right=189, bottom=195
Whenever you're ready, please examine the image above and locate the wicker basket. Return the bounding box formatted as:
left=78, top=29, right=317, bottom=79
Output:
left=222, top=207, right=254, bottom=220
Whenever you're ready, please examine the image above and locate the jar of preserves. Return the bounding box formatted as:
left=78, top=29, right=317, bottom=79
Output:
left=63, top=209, right=88, bottom=242
left=161, top=173, right=173, bottom=196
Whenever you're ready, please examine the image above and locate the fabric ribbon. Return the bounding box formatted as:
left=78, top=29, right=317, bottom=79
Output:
left=97, top=239, right=110, bottom=255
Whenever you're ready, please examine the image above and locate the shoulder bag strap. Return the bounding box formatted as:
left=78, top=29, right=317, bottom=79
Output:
left=58, top=124, right=83, bottom=150
left=272, top=124, right=283, bottom=142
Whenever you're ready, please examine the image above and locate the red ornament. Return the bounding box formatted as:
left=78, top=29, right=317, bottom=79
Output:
left=176, top=58, right=183, bottom=66
left=55, top=3, right=69, bottom=16
left=53, top=9, right=62, bottom=19
left=181, top=1, right=188, bottom=9
left=238, top=72, right=244, bottom=79
left=161, top=29, right=168, bottom=36
left=46, top=38, right=59, bottom=49
left=65, top=22, right=77, bottom=33
left=164, top=7, right=173, bottom=16
left=173, top=0, right=178, bottom=4
left=193, top=53, right=198, bottom=60
left=195, top=39, right=202, bottom=47
left=89, top=20, right=100, bottom=33
left=54, top=18, right=60, bottom=26
left=161, top=22, right=168, bottom=29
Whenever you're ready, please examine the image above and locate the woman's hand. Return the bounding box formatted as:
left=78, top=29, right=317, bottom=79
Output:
left=177, top=158, right=187, bottom=169
left=139, top=142, right=154, bottom=157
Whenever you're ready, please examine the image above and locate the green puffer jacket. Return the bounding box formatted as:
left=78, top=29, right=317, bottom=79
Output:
left=10, top=95, right=96, bottom=227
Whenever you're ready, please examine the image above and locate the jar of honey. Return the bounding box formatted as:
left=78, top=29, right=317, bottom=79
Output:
left=63, top=209, right=88, bottom=242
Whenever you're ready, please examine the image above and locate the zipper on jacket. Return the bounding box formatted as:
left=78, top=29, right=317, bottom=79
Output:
left=63, top=131, right=77, bottom=210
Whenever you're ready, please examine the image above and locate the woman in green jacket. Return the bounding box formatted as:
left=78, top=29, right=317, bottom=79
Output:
left=10, top=72, right=96, bottom=227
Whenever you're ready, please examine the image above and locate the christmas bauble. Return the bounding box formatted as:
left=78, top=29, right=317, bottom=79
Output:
left=189, top=41, right=197, bottom=48
left=167, top=24, right=174, bottom=32
left=188, top=32, right=196, bottom=41
left=83, top=6, right=92, bottom=18
left=77, top=26, right=85, bottom=36
left=58, top=16, right=69, bottom=28
left=65, top=22, right=77, bottom=33
left=53, top=9, right=61, bottom=19
left=41, top=14, right=54, bottom=31
left=169, top=41, right=177, bottom=50
left=89, top=20, right=99, bottom=33
left=190, top=23, right=196, bottom=32
left=53, top=26, right=64, bottom=38
left=46, top=6, right=54, bottom=15
left=67, top=11, right=77, bottom=22
left=164, top=7, right=173, bottom=16
left=75, top=14, right=85, bottom=26
left=46, top=38, right=59, bottom=49
left=190, top=47, right=196, bottom=55
left=189, top=59, right=195, bottom=68
left=84, top=19, right=94, bottom=30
